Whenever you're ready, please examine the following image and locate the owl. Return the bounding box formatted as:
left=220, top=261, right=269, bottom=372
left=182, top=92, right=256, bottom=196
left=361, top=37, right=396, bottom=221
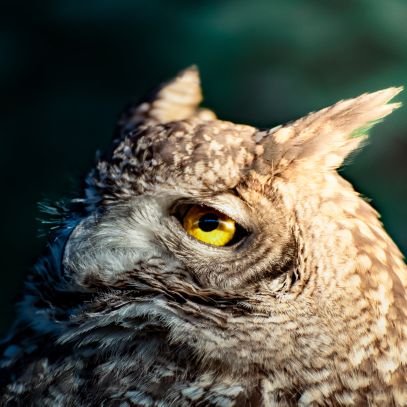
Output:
left=0, top=67, right=406, bottom=407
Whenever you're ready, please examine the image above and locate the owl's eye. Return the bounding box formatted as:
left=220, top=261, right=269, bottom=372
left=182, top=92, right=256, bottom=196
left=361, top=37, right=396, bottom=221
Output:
left=181, top=205, right=247, bottom=247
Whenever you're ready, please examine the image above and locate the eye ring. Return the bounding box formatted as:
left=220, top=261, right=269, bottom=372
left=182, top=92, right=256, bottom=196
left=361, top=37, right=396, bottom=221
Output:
left=179, top=204, right=248, bottom=247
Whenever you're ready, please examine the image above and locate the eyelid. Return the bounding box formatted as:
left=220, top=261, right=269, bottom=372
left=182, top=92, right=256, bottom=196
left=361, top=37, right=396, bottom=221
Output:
left=197, top=196, right=253, bottom=231
left=170, top=193, right=253, bottom=231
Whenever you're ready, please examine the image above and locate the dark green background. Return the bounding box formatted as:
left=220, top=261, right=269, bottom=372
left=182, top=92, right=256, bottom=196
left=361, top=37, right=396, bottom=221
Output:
left=1, top=0, right=406, bottom=334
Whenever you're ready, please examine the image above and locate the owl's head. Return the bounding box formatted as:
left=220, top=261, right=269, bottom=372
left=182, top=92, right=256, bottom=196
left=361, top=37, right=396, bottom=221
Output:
left=33, top=68, right=407, bottom=394
left=63, top=67, right=402, bottom=291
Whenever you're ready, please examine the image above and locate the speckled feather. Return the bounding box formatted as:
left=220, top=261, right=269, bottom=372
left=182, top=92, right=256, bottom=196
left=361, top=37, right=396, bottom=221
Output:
left=0, top=67, right=406, bottom=406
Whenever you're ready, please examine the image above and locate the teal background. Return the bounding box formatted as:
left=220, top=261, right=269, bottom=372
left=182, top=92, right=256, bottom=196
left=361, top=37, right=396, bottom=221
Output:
left=1, top=0, right=406, bottom=333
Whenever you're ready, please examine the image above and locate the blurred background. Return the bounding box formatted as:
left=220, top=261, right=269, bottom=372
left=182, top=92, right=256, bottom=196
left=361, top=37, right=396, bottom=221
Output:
left=1, top=0, right=406, bottom=334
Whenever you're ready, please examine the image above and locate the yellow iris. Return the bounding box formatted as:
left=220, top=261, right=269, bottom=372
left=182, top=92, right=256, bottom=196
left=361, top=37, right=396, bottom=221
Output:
left=183, top=206, right=236, bottom=246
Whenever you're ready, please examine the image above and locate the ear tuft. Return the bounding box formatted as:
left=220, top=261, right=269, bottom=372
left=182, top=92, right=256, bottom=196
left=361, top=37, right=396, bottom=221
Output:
left=258, top=86, right=403, bottom=173
left=149, top=65, right=203, bottom=123
left=116, top=66, right=205, bottom=138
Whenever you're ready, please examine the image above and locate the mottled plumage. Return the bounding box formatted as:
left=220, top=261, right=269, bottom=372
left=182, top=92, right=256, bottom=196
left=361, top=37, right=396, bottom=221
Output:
left=1, top=67, right=406, bottom=406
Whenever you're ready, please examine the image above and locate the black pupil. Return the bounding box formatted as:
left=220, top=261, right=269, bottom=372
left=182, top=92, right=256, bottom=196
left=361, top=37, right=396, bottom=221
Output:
left=198, top=213, right=219, bottom=232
